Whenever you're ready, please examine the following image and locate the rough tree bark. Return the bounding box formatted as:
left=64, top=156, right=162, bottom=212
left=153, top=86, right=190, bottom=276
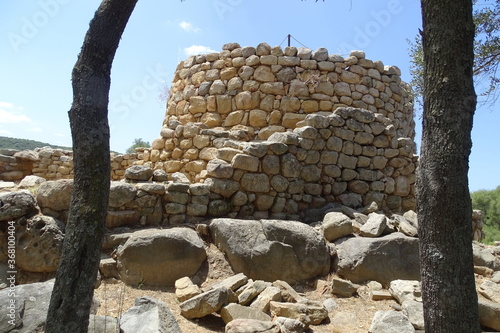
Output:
left=45, top=0, right=138, bottom=331
left=417, top=0, right=480, bottom=332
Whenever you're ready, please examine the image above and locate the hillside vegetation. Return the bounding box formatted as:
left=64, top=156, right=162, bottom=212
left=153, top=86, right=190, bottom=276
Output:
left=0, top=136, right=71, bottom=151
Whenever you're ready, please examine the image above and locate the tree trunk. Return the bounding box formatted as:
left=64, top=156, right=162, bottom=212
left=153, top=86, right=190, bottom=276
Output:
left=417, top=0, right=480, bottom=332
left=45, top=0, right=138, bottom=331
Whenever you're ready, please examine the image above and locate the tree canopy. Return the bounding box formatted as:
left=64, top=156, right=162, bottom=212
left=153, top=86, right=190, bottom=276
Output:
left=471, top=186, right=500, bottom=243
left=409, top=0, right=500, bottom=108
left=125, top=137, right=151, bottom=154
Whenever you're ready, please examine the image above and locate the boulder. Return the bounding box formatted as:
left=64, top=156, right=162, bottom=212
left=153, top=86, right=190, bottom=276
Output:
left=99, top=258, right=119, bottom=279
left=269, top=300, right=328, bottom=326
left=479, top=300, right=500, bottom=331
left=220, top=303, right=271, bottom=324
left=322, top=212, right=353, bottom=241
left=238, top=280, right=271, bottom=305
left=335, top=233, right=420, bottom=286
left=108, top=182, right=137, bottom=208
left=88, top=315, right=119, bottom=333
left=359, top=213, right=386, bottom=237
left=18, top=175, right=46, bottom=189
left=0, top=191, right=38, bottom=221
left=124, top=165, right=153, bottom=181
left=473, top=243, right=500, bottom=271
left=117, top=228, right=206, bottom=287
left=402, top=299, right=424, bottom=330
left=389, top=280, right=422, bottom=304
left=479, top=280, right=500, bottom=303
left=179, top=286, right=229, bottom=319
left=120, top=296, right=181, bottom=333
left=15, top=215, right=65, bottom=272
left=209, top=219, right=330, bottom=283
left=208, top=272, right=249, bottom=292
left=225, top=318, right=279, bottom=333
left=331, top=277, right=359, bottom=298
left=175, top=277, right=202, bottom=302
left=368, top=310, right=415, bottom=333
left=272, top=280, right=308, bottom=303
left=36, top=179, right=73, bottom=211
left=250, top=286, right=282, bottom=313
left=274, top=316, right=306, bottom=333
left=0, top=281, right=99, bottom=333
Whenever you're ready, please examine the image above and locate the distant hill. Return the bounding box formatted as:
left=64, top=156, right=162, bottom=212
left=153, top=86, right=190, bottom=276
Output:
left=0, top=136, right=72, bottom=151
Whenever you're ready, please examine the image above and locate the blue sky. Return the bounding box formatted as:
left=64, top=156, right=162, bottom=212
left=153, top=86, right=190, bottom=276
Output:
left=0, top=0, right=498, bottom=192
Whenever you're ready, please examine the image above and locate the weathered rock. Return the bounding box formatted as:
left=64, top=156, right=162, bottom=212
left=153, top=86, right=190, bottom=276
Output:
left=479, top=300, right=500, bottom=331
left=359, top=213, right=386, bottom=237
left=124, top=165, right=153, bottom=181
left=88, top=315, right=120, bottom=333
left=492, top=271, right=500, bottom=283
left=120, top=296, right=181, bottom=333
left=322, top=212, right=353, bottom=241
left=274, top=316, right=306, bottom=333
left=331, top=277, right=359, bottom=297
left=473, top=243, right=500, bottom=271
left=220, top=303, right=272, bottom=324
left=479, top=280, right=500, bottom=303
left=0, top=281, right=99, bottom=333
left=272, top=280, right=308, bottom=303
left=335, top=233, right=420, bottom=285
left=402, top=299, right=424, bottom=330
left=180, top=286, right=229, bottom=319
left=18, top=175, right=46, bottom=188
left=208, top=272, right=249, bottom=292
left=117, top=228, right=206, bottom=286
left=0, top=191, right=38, bottom=221
left=269, top=301, right=328, bottom=326
left=99, top=258, right=119, bottom=279
left=250, top=286, right=282, bottom=313
left=396, top=215, right=418, bottom=237
left=108, top=181, right=137, bottom=208
left=15, top=215, right=65, bottom=272
left=175, top=276, right=202, bottom=302
left=368, top=310, right=415, bottom=333
left=209, top=219, right=330, bottom=283
left=152, top=169, right=169, bottom=182
left=36, top=179, right=73, bottom=211
left=238, top=280, right=271, bottom=305
left=225, top=318, right=279, bottom=333
left=389, top=280, right=422, bottom=304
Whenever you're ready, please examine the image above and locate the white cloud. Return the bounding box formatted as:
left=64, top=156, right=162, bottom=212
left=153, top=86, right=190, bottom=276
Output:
left=26, top=127, right=43, bottom=133
left=184, top=45, right=217, bottom=56
left=0, top=102, right=31, bottom=124
left=0, top=129, right=12, bottom=136
left=179, top=21, right=201, bottom=33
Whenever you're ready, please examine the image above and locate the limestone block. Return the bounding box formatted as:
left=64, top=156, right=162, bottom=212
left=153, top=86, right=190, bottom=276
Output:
left=241, top=173, right=270, bottom=193
left=232, top=154, right=260, bottom=172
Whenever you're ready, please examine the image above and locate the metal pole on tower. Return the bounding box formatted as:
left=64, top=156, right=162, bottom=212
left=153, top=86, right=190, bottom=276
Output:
left=288, top=34, right=291, bottom=47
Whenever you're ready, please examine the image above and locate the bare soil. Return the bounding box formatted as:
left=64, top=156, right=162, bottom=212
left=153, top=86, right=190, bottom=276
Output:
left=93, top=243, right=401, bottom=333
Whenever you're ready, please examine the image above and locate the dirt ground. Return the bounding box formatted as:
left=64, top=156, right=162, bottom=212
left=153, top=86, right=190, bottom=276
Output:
left=93, top=243, right=402, bottom=333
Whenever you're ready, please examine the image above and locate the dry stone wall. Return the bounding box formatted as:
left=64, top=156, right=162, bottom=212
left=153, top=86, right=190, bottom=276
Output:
left=0, top=43, right=418, bottom=216
left=139, top=43, right=417, bottom=214
left=0, top=147, right=141, bottom=181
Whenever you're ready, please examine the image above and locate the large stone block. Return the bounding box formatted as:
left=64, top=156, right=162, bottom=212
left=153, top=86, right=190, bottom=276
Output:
left=117, top=228, right=206, bottom=287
